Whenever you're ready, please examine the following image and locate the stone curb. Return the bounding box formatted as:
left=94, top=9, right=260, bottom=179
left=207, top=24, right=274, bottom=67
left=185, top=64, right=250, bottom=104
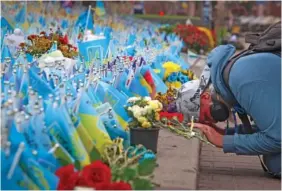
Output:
left=152, top=52, right=205, bottom=189
left=153, top=129, right=202, bottom=190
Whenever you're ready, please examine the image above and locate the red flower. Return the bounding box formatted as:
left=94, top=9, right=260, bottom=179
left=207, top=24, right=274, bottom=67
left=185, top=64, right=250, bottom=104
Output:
left=78, top=160, right=111, bottom=189
left=56, top=164, right=80, bottom=190
left=19, top=43, right=25, bottom=47
left=63, top=35, right=69, bottom=44
left=109, top=182, right=132, bottom=190
left=59, top=37, right=67, bottom=44
left=160, top=112, right=184, bottom=123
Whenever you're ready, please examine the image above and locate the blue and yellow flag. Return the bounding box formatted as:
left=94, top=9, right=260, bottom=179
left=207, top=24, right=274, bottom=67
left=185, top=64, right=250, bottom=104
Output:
left=93, top=1, right=106, bottom=17
left=1, top=150, right=40, bottom=190
left=94, top=81, right=130, bottom=130
left=78, top=91, right=113, bottom=153
left=44, top=103, right=90, bottom=167
left=28, top=67, right=54, bottom=100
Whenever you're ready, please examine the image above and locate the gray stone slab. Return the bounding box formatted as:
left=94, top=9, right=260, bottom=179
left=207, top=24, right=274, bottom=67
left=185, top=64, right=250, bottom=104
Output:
left=153, top=129, right=201, bottom=190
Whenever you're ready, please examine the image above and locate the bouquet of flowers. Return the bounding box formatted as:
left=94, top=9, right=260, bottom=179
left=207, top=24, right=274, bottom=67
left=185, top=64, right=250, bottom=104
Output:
left=56, top=139, right=158, bottom=190
left=162, top=61, right=197, bottom=89
left=173, top=25, right=210, bottom=54
left=155, top=87, right=178, bottom=113
left=125, top=97, right=163, bottom=129
left=19, top=29, right=78, bottom=58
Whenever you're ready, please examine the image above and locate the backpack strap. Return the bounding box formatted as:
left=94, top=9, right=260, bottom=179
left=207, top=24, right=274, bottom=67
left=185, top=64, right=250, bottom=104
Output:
left=222, top=49, right=255, bottom=106
left=222, top=21, right=281, bottom=133
left=222, top=48, right=258, bottom=133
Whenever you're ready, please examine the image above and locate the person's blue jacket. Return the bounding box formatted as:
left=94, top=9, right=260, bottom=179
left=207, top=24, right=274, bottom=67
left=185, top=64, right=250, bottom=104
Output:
left=207, top=45, right=281, bottom=173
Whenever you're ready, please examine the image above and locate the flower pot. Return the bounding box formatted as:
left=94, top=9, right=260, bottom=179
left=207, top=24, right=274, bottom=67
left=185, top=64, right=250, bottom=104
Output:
left=130, top=127, right=160, bottom=153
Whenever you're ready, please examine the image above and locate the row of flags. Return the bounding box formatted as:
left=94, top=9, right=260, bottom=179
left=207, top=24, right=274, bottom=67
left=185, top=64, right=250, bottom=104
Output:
left=0, top=2, right=198, bottom=189
left=1, top=1, right=106, bottom=47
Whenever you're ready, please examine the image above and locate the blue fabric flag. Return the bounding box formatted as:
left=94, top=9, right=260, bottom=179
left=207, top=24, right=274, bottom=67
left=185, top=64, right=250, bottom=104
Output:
left=39, top=16, right=46, bottom=27
left=19, top=149, right=59, bottom=190
left=94, top=81, right=130, bottom=128
left=78, top=37, right=110, bottom=64
left=1, top=150, right=41, bottom=190
left=1, top=44, right=14, bottom=64
left=95, top=0, right=106, bottom=16
left=15, top=7, right=26, bottom=24
left=44, top=103, right=90, bottom=167
left=1, top=17, right=13, bottom=31
left=140, top=65, right=168, bottom=94
left=61, top=19, right=69, bottom=29
left=19, top=71, right=29, bottom=105
left=28, top=68, right=54, bottom=100
left=96, top=102, right=130, bottom=148
left=75, top=9, right=94, bottom=32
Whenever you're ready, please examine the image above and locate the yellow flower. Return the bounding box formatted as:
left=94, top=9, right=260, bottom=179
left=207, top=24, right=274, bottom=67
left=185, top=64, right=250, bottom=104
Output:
left=162, top=62, right=181, bottom=79
left=148, top=101, right=159, bottom=111
left=157, top=101, right=163, bottom=111
left=144, top=105, right=153, bottom=114
left=137, top=117, right=147, bottom=124
left=142, top=121, right=152, bottom=128
left=155, top=112, right=160, bottom=121
left=170, top=81, right=182, bottom=89
left=149, top=100, right=163, bottom=112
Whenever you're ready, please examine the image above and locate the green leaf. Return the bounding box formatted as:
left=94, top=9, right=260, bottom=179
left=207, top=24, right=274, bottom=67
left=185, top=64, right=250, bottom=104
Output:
left=137, top=159, right=157, bottom=176
left=111, top=166, right=122, bottom=181
left=89, top=147, right=102, bottom=161
left=121, top=167, right=137, bottom=181
left=74, top=160, right=82, bottom=170
left=132, top=178, right=154, bottom=190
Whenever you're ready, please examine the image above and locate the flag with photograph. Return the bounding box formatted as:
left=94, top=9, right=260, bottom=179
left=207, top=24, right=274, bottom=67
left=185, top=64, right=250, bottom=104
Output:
left=78, top=37, right=110, bottom=66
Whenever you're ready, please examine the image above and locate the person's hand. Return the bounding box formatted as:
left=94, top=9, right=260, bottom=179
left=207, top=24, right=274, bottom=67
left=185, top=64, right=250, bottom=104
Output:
left=191, top=123, right=224, bottom=148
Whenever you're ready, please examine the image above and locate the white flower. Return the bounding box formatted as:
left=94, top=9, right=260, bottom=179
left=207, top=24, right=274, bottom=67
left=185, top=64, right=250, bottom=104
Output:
left=144, top=105, right=153, bottom=114
left=133, top=110, right=142, bottom=118
left=144, top=96, right=151, bottom=101
left=140, top=107, right=148, bottom=115
left=131, top=105, right=142, bottom=118
left=131, top=105, right=141, bottom=111
left=127, top=97, right=141, bottom=103
left=127, top=106, right=133, bottom=111
left=190, top=132, right=196, bottom=136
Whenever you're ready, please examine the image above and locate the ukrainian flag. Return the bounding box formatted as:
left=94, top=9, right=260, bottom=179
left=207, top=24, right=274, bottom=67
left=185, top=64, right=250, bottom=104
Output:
left=44, top=103, right=91, bottom=168
left=92, top=1, right=106, bottom=17
left=1, top=150, right=40, bottom=190
left=78, top=91, right=113, bottom=153
left=94, top=81, right=130, bottom=130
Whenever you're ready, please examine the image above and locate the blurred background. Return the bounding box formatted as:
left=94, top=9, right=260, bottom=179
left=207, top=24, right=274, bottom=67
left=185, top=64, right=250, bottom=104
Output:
left=1, top=1, right=281, bottom=53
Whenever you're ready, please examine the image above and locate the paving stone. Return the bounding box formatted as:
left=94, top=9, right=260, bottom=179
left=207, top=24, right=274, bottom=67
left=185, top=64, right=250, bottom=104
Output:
left=197, top=144, right=281, bottom=190
left=154, top=129, right=201, bottom=190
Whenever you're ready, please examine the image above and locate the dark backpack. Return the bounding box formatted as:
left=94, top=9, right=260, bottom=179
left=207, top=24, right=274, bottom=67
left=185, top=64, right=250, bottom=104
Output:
left=223, top=21, right=281, bottom=131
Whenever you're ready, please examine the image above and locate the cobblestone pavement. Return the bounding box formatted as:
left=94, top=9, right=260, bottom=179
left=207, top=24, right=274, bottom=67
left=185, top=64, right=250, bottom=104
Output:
left=197, top=144, right=281, bottom=190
